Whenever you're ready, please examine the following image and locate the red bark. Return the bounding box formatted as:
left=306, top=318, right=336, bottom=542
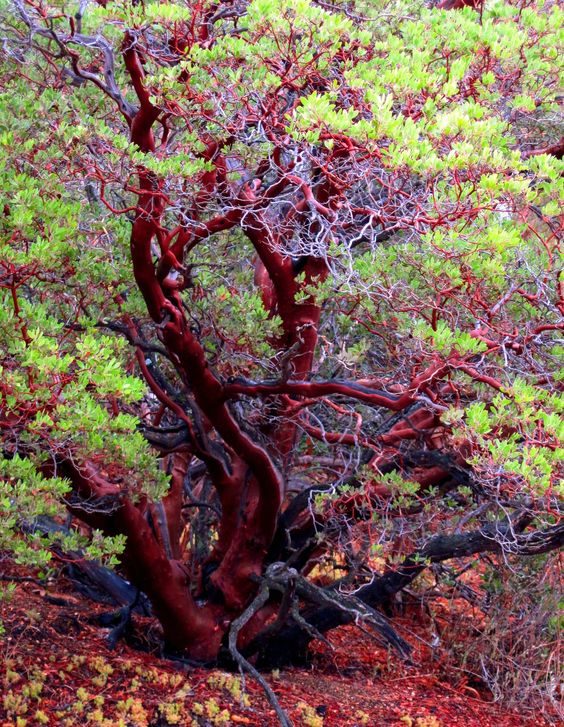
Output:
left=522, top=136, right=564, bottom=160
left=15, top=0, right=558, bottom=670
left=121, top=40, right=284, bottom=616
left=59, top=461, right=222, bottom=660
left=437, top=0, right=481, bottom=9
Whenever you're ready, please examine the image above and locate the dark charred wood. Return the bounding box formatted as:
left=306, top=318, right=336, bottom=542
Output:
left=249, top=515, right=562, bottom=668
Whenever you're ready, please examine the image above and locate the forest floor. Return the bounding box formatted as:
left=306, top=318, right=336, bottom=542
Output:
left=0, top=559, right=557, bottom=727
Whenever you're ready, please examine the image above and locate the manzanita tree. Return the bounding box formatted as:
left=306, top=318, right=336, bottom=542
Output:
left=1, top=0, right=562, bottom=686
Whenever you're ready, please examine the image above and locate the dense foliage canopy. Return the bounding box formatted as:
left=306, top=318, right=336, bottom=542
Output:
left=1, top=0, right=562, bottom=711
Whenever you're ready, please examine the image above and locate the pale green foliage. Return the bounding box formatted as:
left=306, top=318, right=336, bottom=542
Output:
left=0, top=455, right=125, bottom=565
left=0, top=75, right=168, bottom=567
left=453, top=384, right=564, bottom=497
left=0, top=0, right=562, bottom=576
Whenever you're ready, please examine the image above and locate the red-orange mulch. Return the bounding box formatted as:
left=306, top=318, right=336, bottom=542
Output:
left=0, top=560, right=555, bottom=726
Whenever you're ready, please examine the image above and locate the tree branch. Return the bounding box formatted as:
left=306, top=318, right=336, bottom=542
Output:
left=249, top=516, right=563, bottom=666
left=224, top=377, right=415, bottom=410
left=228, top=580, right=293, bottom=727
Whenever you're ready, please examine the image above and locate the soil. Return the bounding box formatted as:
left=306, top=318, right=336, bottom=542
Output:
left=0, top=560, right=556, bottom=726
